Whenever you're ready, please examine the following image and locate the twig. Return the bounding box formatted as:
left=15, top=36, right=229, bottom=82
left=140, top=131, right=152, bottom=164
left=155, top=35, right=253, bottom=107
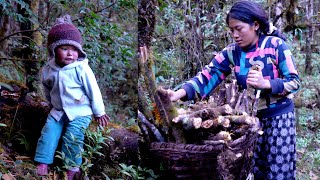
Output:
left=0, top=28, right=41, bottom=43
left=138, top=110, right=165, bottom=142
left=0, top=57, right=46, bottom=62
left=9, top=104, right=20, bottom=138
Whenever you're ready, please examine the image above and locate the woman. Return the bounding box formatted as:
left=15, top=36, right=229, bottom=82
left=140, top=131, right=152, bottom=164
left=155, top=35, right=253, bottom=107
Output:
left=167, top=1, right=300, bottom=179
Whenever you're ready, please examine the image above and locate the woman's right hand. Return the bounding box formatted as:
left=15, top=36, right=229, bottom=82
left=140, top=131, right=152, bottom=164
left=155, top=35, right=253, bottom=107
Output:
left=167, top=89, right=187, bottom=102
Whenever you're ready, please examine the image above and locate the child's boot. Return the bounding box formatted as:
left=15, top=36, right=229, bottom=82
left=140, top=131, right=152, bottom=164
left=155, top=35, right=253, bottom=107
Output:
left=36, top=164, right=48, bottom=176
left=66, top=168, right=80, bottom=180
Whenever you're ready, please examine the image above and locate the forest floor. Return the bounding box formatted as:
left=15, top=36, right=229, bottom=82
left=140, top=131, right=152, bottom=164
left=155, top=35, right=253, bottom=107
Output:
left=296, top=107, right=320, bottom=179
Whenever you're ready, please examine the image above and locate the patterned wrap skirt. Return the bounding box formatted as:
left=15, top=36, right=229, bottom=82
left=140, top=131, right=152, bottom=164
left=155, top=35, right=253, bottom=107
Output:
left=253, top=110, right=296, bottom=180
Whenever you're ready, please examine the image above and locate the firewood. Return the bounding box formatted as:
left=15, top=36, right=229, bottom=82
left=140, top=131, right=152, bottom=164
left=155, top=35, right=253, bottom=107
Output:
left=176, top=108, right=187, bottom=116
left=232, top=124, right=250, bottom=136
left=208, top=131, right=232, bottom=142
left=234, top=89, right=246, bottom=115
left=187, top=101, right=216, bottom=111
left=173, top=116, right=202, bottom=130
left=204, top=104, right=234, bottom=116
left=225, top=80, right=237, bottom=108
left=201, top=116, right=230, bottom=129
left=222, top=115, right=256, bottom=125
left=177, top=104, right=233, bottom=120
left=181, top=117, right=202, bottom=130
left=201, top=120, right=214, bottom=129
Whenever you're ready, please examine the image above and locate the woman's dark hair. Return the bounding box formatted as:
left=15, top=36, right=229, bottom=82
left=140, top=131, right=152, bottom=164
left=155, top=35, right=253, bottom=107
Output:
left=226, top=0, right=286, bottom=40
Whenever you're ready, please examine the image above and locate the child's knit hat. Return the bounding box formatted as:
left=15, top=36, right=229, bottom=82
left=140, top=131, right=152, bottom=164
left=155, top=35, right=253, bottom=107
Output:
left=47, top=15, right=86, bottom=60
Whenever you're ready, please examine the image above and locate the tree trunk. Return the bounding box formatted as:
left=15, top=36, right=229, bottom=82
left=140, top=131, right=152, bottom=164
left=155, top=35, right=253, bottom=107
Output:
left=0, top=16, right=10, bottom=54
left=305, top=0, right=313, bottom=74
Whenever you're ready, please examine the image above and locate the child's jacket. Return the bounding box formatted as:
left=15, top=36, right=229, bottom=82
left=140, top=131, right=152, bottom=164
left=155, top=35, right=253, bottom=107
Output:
left=41, top=59, right=105, bottom=121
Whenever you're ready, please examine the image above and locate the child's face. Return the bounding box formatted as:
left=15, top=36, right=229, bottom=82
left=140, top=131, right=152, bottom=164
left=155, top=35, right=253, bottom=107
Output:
left=55, top=45, right=79, bottom=67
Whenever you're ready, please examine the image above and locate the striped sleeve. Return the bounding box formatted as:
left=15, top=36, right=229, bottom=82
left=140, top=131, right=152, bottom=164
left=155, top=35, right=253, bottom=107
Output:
left=269, top=38, right=300, bottom=95
left=182, top=46, right=233, bottom=100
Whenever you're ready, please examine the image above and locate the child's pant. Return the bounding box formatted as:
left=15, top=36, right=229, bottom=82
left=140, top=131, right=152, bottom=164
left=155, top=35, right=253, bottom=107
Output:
left=34, top=113, right=92, bottom=167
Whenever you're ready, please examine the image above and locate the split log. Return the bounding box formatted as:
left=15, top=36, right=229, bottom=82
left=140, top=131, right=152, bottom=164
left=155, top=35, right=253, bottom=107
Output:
left=187, top=100, right=217, bottom=111
left=201, top=117, right=230, bottom=129
left=175, top=104, right=233, bottom=120
left=221, top=115, right=257, bottom=125
left=234, top=89, right=247, bottom=115
left=172, top=116, right=202, bottom=130
left=225, top=80, right=237, bottom=108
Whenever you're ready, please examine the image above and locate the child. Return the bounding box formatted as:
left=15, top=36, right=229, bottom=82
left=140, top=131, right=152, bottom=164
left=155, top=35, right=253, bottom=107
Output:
left=34, top=15, right=109, bottom=179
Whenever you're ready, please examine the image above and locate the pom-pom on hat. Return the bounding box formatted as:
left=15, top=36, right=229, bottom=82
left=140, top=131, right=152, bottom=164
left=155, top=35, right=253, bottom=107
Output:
left=47, top=15, right=86, bottom=60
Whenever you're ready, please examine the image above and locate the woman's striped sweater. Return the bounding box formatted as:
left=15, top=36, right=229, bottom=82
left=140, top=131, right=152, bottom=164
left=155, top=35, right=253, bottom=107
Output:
left=182, top=35, right=300, bottom=118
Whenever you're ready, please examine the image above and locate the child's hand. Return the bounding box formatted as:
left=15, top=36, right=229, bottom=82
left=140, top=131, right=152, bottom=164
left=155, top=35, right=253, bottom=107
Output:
left=95, top=114, right=110, bottom=127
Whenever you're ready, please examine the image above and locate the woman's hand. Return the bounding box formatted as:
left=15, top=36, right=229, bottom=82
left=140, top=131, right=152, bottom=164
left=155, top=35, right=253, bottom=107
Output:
left=167, top=89, right=187, bottom=102
left=95, top=114, right=110, bottom=127
left=246, top=68, right=271, bottom=89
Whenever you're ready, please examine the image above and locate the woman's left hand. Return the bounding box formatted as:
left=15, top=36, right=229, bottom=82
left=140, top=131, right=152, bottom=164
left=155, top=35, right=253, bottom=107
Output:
left=246, top=68, right=271, bottom=89
left=95, top=114, right=110, bottom=127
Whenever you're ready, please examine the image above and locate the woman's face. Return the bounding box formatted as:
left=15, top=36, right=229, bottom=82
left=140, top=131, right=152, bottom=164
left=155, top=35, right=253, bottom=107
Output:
left=55, top=45, right=79, bottom=67
left=228, top=18, right=259, bottom=48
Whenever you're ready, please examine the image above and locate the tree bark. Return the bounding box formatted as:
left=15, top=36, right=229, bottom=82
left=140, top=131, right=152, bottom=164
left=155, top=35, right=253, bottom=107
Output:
left=305, top=0, right=313, bottom=74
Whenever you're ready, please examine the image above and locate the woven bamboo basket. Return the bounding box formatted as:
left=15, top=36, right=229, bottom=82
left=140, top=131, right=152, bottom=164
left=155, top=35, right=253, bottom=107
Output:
left=149, top=128, right=258, bottom=180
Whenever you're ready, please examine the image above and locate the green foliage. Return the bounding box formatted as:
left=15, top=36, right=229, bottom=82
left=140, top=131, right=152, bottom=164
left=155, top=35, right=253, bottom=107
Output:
left=0, top=0, right=33, bottom=23
left=55, top=126, right=114, bottom=177
left=152, top=1, right=230, bottom=88
left=296, top=107, right=320, bottom=178
left=1, top=0, right=137, bottom=121
left=119, top=163, right=158, bottom=180
left=151, top=1, right=320, bottom=179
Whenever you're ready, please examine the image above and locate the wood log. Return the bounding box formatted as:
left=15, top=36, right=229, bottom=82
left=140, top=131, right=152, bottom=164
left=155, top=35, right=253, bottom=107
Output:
left=234, top=89, right=247, bottom=115
left=176, top=104, right=233, bottom=120
left=200, top=116, right=230, bottom=129
left=225, top=80, right=237, bottom=108
left=172, top=115, right=202, bottom=130
left=208, top=131, right=232, bottom=142
left=222, top=115, right=257, bottom=125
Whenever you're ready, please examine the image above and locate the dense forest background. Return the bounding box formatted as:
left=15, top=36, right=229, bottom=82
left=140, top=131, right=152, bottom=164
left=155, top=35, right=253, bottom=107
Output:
left=139, top=0, right=320, bottom=179
left=0, top=0, right=319, bottom=179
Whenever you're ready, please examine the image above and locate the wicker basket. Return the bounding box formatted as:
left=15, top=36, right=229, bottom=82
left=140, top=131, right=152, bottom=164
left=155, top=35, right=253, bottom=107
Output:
left=150, top=130, right=258, bottom=180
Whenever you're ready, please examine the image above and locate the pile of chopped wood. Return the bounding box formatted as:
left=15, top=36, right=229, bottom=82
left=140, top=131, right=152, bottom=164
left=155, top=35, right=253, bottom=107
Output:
left=138, top=79, right=262, bottom=179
